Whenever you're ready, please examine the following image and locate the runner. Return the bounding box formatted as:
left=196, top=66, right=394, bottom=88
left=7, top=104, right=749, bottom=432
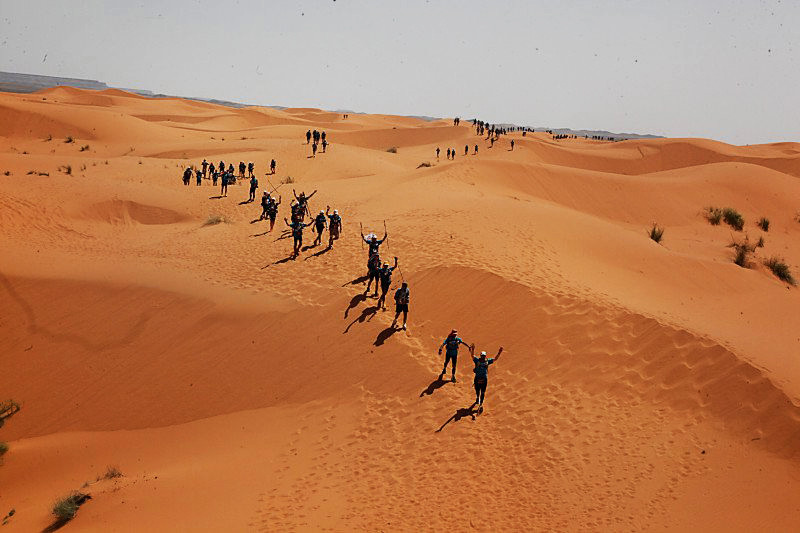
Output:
left=284, top=216, right=313, bottom=259
left=376, top=257, right=398, bottom=310
left=326, top=206, right=342, bottom=248
left=201, top=158, right=208, bottom=178
left=270, top=159, right=276, bottom=174
left=474, top=144, right=478, bottom=155
left=361, top=228, right=387, bottom=257
left=196, top=168, right=202, bottom=186
left=239, top=161, right=246, bottom=179
left=248, top=174, right=259, bottom=202
left=266, top=195, right=281, bottom=231
left=248, top=161, right=254, bottom=178
left=438, top=329, right=471, bottom=382
left=464, top=144, right=468, bottom=156
left=446, top=148, right=451, bottom=160
left=312, top=142, right=318, bottom=157
left=312, top=209, right=327, bottom=247
left=510, top=139, right=515, bottom=151
left=472, top=347, right=504, bottom=411
left=210, top=163, right=217, bottom=185
left=391, top=282, right=410, bottom=330
left=365, top=252, right=382, bottom=296
left=220, top=171, right=229, bottom=197
left=306, top=130, right=312, bottom=144
left=293, top=189, right=317, bottom=220
left=322, top=139, right=328, bottom=153
left=259, top=191, right=271, bottom=220
left=436, top=146, right=440, bottom=160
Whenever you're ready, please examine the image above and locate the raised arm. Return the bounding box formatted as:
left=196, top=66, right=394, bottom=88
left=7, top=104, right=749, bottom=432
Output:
left=326, top=205, right=330, bottom=215
left=393, top=256, right=398, bottom=268
left=293, top=189, right=299, bottom=201
left=494, top=347, right=504, bottom=360
left=307, top=189, right=317, bottom=200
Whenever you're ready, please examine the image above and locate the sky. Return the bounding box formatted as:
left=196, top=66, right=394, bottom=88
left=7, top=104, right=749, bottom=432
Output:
left=1, top=0, right=797, bottom=145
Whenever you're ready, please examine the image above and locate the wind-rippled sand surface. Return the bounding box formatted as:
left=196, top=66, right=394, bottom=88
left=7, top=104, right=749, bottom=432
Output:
left=1, top=87, right=799, bottom=531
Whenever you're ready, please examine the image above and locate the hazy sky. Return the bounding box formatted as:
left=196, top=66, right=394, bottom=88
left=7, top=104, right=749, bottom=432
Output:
left=1, top=1, right=797, bottom=144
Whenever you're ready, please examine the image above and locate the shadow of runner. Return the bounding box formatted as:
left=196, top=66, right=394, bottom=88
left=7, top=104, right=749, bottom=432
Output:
left=420, top=376, right=449, bottom=397
left=342, top=274, right=369, bottom=287
left=305, top=246, right=332, bottom=260
left=374, top=326, right=398, bottom=347
left=436, top=404, right=478, bottom=433
left=262, top=256, right=294, bottom=269
left=344, top=292, right=367, bottom=318
left=344, top=305, right=379, bottom=333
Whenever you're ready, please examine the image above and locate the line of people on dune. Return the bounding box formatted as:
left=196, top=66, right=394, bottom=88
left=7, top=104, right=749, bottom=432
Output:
left=182, top=158, right=277, bottom=194
left=305, top=129, right=329, bottom=157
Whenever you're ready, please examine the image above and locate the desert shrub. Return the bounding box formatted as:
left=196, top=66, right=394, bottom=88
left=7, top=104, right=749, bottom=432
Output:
left=764, top=257, right=796, bottom=285
left=52, top=492, right=90, bottom=523
left=757, top=217, right=769, bottom=231
left=281, top=175, right=295, bottom=185
left=0, top=442, right=8, bottom=455
left=722, top=207, right=744, bottom=231
left=648, top=223, right=664, bottom=243
left=756, top=236, right=765, bottom=248
left=26, top=170, right=34, bottom=175
left=45, top=134, right=52, bottom=141
left=79, top=145, right=90, bottom=152
left=729, top=236, right=756, bottom=268
left=37, top=172, right=49, bottom=176
left=2, top=171, right=9, bottom=176
left=240, top=136, right=247, bottom=140
left=59, top=165, right=72, bottom=175
left=386, top=147, right=398, bottom=153
left=103, top=465, right=123, bottom=479
left=138, top=160, right=143, bottom=165
left=704, top=207, right=722, bottom=225
left=80, top=164, right=86, bottom=171
left=64, top=136, right=74, bottom=144
left=202, top=215, right=225, bottom=227
left=0, top=400, right=20, bottom=426
left=416, top=162, right=432, bottom=168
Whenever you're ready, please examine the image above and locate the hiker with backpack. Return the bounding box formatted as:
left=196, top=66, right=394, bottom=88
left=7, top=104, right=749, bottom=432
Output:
left=472, top=346, right=504, bottom=411
left=284, top=216, right=314, bottom=259
left=438, top=329, right=471, bottom=382
left=266, top=196, right=281, bottom=231
left=312, top=210, right=327, bottom=247
left=391, top=282, right=410, bottom=330
left=365, top=252, right=382, bottom=296
left=248, top=175, right=259, bottom=202
left=361, top=228, right=387, bottom=258
left=326, top=206, right=342, bottom=248
left=270, top=159, right=276, bottom=174
left=293, top=189, right=317, bottom=220
left=376, top=257, right=398, bottom=310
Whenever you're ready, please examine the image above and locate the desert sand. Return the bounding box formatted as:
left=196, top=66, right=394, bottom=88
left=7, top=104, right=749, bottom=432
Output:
left=1, top=87, right=799, bottom=532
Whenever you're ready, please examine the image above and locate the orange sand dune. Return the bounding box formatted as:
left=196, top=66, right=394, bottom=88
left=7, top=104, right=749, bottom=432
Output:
left=1, top=87, right=799, bottom=531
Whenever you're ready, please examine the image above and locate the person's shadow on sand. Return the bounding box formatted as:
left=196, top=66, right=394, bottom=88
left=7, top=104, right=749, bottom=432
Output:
left=344, top=305, right=379, bottom=333
left=436, top=404, right=478, bottom=432
left=420, top=376, right=449, bottom=397
left=262, top=256, right=294, bottom=269
left=209, top=195, right=223, bottom=200
left=342, top=274, right=369, bottom=287
left=344, top=292, right=367, bottom=318
left=305, top=246, right=331, bottom=260
left=374, top=326, right=398, bottom=346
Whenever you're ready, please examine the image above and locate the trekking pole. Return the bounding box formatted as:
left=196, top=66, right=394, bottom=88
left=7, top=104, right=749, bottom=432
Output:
left=359, top=222, right=364, bottom=250
left=384, top=219, right=406, bottom=282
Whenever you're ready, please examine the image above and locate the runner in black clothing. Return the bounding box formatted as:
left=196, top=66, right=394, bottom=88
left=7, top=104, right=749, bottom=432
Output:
left=293, top=189, right=317, bottom=220
left=312, top=210, right=327, bottom=246
left=376, top=257, right=398, bottom=310
left=248, top=175, right=258, bottom=202
left=284, top=217, right=313, bottom=259
left=312, top=142, right=318, bottom=157
left=438, top=330, right=471, bottom=382
left=391, top=282, right=410, bottom=330
left=361, top=229, right=387, bottom=257
left=210, top=163, right=217, bottom=185
left=472, top=347, right=504, bottom=411
left=270, top=159, right=276, bottom=174
left=220, top=172, right=229, bottom=196
left=464, top=145, right=468, bottom=156
left=267, top=196, right=281, bottom=231
left=260, top=191, right=271, bottom=220
left=248, top=161, right=254, bottom=178
left=474, top=144, right=478, bottom=155
left=322, top=139, right=328, bottom=153
left=202, top=159, right=208, bottom=178
left=436, top=147, right=440, bottom=160
left=326, top=206, right=342, bottom=248
left=239, top=161, right=246, bottom=179
left=306, top=130, right=311, bottom=144
left=510, top=139, right=515, bottom=151
left=446, top=148, right=451, bottom=160
left=365, top=253, right=382, bottom=296
left=182, top=167, right=191, bottom=186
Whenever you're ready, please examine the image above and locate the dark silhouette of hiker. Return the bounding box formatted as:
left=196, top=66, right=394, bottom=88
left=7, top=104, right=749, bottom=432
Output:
left=312, top=142, right=318, bottom=157
left=196, top=169, right=202, bottom=186
left=285, top=217, right=313, bottom=259
left=446, top=148, right=451, bottom=160
left=248, top=161, right=254, bottom=178
left=391, top=282, right=410, bottom=330
left=439, top=330, right=471, bottom=382
left=326, top=206, right=342, bottom=248
left=464, top=145, right=468, bottom=156
left=248, top=175, right=258, bottom=202
left=474, top=144, right=478, bottom=154
left=472, top=347, right=504, bottom=411
left=510, top=140, right=515, bottom=151
left=376, top=257, right=398, bottom=310
left=270, top=159, right=276, bottom=174
left=306, top=130, right=312, bottom=144
left=436, top=147, right=440, bottom=160
left=221, top=172, right=229, bottom=196
left=201, top=159, right=208, bottom=178
left=322, top=139, right=328, bottom=153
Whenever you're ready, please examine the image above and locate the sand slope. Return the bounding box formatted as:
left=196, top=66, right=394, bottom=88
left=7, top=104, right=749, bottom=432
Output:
left=1, top=88, right=799, bottom=531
